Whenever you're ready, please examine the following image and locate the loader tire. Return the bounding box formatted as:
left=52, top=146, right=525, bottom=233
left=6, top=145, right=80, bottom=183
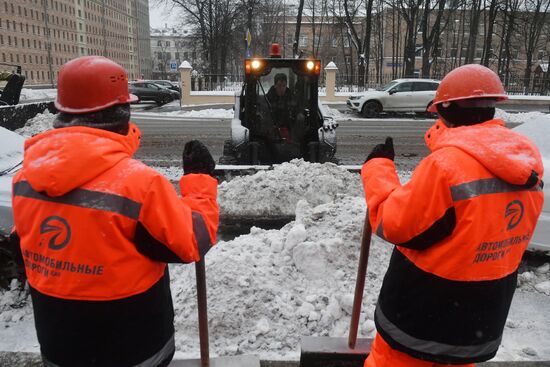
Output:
left=219, top=140, right=238, bottom=164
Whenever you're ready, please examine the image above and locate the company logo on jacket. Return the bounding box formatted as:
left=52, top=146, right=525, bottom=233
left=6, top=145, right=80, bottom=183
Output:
left=505, top=200, right=524, bottom=231
left=40, top=216, right=72, bottom=250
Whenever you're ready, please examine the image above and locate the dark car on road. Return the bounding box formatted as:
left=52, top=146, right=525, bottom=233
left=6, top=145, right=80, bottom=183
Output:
left=128, top=81, right=180, bottom=105
left=149, top=80, right=181, bottom=93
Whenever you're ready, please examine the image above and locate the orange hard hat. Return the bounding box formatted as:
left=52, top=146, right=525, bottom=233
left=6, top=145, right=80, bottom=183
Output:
left=428, top=64, right=507, bottom=112
left=55, top=56, right=137, bottom=114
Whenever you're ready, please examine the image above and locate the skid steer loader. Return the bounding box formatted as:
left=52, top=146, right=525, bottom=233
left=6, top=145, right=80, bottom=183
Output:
left=219, top=44, right=338, bottom=165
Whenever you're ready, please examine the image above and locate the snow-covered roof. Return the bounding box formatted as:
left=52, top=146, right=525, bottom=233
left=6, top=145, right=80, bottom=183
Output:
left=539, top=63, right=548, bottom=73
left=150, top=27, right=193, bottom=38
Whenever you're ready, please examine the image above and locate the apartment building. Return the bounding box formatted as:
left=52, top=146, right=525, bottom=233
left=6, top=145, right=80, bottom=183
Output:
left=150, top=26, right=198, bottom=81
left=0, top=0, right=152, bottom=85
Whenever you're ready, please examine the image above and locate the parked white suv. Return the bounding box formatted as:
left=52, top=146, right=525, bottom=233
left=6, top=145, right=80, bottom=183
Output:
left=347, top=78, right=440, bottom=117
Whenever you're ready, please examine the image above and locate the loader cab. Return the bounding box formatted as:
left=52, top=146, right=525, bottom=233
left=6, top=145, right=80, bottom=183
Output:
left=221, top=45, right=336, bottom=165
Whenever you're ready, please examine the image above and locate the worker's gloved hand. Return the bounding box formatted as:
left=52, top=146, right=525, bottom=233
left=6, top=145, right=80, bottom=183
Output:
left=182, top=140, right=216, bottom=176
left=365, top=137, right=395, bottom=162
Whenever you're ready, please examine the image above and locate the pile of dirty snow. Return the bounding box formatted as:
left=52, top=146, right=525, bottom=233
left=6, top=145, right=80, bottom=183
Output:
left=512, top=115, right=550, bottom=173
left=217, top=160, right=364, bottom=217
left=14, top=111, right=56, bottom=138
left=18, top=88, right=57, bottom=101
left=170, top=195, right=389, bottom=360
left=0, top=163, right=549, bottom=360
left=165, top=108, right=234, bottom=118
left=495, top=109, right=546, bottom=125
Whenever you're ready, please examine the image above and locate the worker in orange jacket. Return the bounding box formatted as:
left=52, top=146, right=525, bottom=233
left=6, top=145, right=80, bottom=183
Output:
left=362, top=64, right=544, bottom=367
left=11, top=56, right=219, bottom=366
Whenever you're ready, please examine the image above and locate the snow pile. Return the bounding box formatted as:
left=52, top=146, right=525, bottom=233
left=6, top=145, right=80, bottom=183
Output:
left=0, top=126, right=24, bottom=172
left=18, top=89, right=57, bottom=101
left=0, top=280, right=32, bottom=324
left=495, top=109, right=546, bottom=125
left=14, top=111, right=56, bottom=138
left=170, top=195, right=391, bottom=359
left=518, top=263, right=550, bottom=295
left=323, top=106, right=345, bottom=120
left=165, top=108, right=234, bottom=119
left=512, top=115, right=550, bottom=175
left=217, top=160, right=364, bottom=217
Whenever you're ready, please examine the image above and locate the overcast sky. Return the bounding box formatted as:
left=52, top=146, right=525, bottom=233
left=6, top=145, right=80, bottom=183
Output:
left=148, top=1, right=179, bottom=29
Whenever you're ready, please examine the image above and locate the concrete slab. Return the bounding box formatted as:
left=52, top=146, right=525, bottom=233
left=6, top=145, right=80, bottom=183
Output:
left=170, top=354, right=261, bottom=367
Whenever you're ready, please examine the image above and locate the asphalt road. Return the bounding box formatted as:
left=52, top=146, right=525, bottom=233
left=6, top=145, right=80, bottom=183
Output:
left=131, top=114, right=435, bottom=169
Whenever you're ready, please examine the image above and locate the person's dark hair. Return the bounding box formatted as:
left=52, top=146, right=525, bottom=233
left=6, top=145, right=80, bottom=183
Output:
left=53, top=103, right=131, bottom=134
left=274, top=73, right=287, bottom=84
left=436, top=100, right=495, bottom=126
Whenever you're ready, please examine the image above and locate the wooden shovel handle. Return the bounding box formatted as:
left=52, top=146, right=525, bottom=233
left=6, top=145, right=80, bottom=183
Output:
left=348, top=210, right=373, bottom=349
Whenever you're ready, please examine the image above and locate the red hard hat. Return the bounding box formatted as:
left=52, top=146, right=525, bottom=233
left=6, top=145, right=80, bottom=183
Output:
left=55, top=56, right=137, bottom=114
left=428, top=64, right=507, bottom=112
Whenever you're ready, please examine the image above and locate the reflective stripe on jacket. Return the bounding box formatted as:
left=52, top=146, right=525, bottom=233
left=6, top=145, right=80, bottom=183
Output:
left=12, top=123, right=219, bottom=365
left=361, top=119, right=544, bottom=364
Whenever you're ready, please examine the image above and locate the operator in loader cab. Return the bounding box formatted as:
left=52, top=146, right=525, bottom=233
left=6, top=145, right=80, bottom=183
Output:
left=11, top=56, right=219, bottom=367
left=361, top=64, right=544, bottom=367
left=266, top=72, right=293, bottom=138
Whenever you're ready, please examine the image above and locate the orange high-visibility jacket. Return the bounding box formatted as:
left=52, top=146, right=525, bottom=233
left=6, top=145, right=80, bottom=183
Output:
left=361, top=119, right=544, bottom=364
left=12, top=123, right=219, bottom=366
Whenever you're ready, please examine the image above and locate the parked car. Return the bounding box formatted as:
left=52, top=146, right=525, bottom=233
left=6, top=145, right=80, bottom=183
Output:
left=513, top=116, right=550, bottom=254
left=128, top=81, right=180, bottom=105
left=347, top=78, right=440, bottom=117
left=148, top=80, right=181, bottom=93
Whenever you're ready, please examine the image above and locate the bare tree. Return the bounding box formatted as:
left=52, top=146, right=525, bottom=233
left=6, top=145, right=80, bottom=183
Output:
left=164, top=0, right=241, bottom=75
left=294, top=0, right=306, bottom=57
left=419, top=0, right=452, bottom=77
left=343, top=0, right=367, bottom=85
left=480, top=0, right=501, bottom=66
left=396, top=0, right=424, bottom=76
left=495, top=0, right=520, bottom=84
left=520, top=0, right=550, bottom=92
left=464, top=0, right=483, bottom=63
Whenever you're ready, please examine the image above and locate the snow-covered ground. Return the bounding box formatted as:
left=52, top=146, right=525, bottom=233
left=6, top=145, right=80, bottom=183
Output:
left=18, top=88, right=57, bottom=101
left=0, top=160, right=549, bottom=362
left=1, top=110, right=550, bottom=362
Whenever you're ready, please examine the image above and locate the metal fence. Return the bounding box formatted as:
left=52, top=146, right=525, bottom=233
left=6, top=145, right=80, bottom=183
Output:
left=335, top=73, right=550, bottom=95
left=188, top=71, right=550, bottom=96
left=190, top=74, right=244, bottom=92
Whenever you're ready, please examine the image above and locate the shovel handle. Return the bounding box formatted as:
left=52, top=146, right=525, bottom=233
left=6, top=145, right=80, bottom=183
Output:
left=196, top=259, right=210, bottom=367
left=348, top=210, right=373, bottom=349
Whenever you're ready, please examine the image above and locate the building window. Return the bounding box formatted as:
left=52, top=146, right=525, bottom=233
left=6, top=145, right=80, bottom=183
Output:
left=165, top=41, right=170, bottom=47
left=299, top=35, right=308, bottom=47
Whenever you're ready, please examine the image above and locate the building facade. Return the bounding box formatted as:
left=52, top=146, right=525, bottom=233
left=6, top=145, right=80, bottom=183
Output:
left=261, top=8, right=549, bottom=91
left=0, top=0, right=152, bottom=85
left=150, top=26, right=199, bottom=81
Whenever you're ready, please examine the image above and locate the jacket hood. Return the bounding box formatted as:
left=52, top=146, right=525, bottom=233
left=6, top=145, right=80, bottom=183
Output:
left=22, top=123, right=141, bottom=196
left=425, top=119, right=543, bottom=186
